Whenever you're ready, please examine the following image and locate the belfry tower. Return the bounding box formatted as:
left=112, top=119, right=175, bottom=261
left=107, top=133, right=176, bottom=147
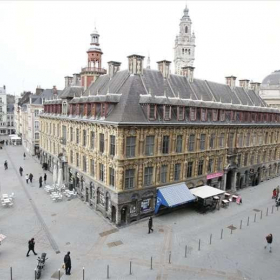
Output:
left=81, top=28, right=107, bottom=89
left=174, top=5, right=196, bottom=75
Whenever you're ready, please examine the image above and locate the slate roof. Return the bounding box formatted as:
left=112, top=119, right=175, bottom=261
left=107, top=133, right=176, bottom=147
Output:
left=60, top=86, right=84, bottom=99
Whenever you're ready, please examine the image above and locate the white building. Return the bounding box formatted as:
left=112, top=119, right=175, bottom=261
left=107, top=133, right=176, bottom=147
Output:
left=0, top=86, right=7, bottom=135
left=174, top=5, right=196, bottom=75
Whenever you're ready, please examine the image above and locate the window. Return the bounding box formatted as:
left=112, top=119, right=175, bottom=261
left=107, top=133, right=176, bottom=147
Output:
left=265, top=132, right=268, bottom=144
left=200, top=134, right=206, bottom=150
left=76, top=128, right=79, bottom=144
left=70, top=150, right=73, bottom=164
left=228, top=133, right=234, bottom=148
left=217, top=157, right=223, bottom=171
left=83, top=156, right=87, bottom=172
left=257, top=154, right=261, bottom=164
left=35, top=121, right=39, bottom=130
left=160, top=165, right=168, bottom=183
left=209, top=133, right=215, bottom=149
left=237, top=154, right=241, bottom=166
left=110, top=135, right=115, bottom=156
left=219, top=110, right=225, bottom=121
left=35, top=132, right=39, bottom=140
left=246, top=133, right=250, bottom=146
left=174, top=163, right=181, bottom=181
left=219, top=133, right=225, bottom=147
left=162, top=136, right=169, bottom=154
left=201, top=108, right=206, bottom=121
left=149, top=105, right=156, bottom=120
left=186, top=162, right=193, bottom=178
left=125, top=169, right=135, bottom=189
left=185, top=26, right=188, bottom=33
left=244, top=153, right=248, bottom=166
left=178, top=107, right=184, bottom=120
left=263, top=151, right=266, bottom=162
left=99, top=133, right=105, bottom=153
left=76, top=153, right=79, bottom=167
left=83, top=130, right=87, bottom=146
left=144, top=167, right=153, bottom=186
left=34, top=110, right=39, bottom=117
left=238, top=133, right=243, bottom=147
left=176, top=135, right=183, bottom=153
left=164, top=106, right=171, bottom=120
left=62, top=125, right=67, bottom=144
left=99, top=163, right=104, bottom=181
left=198, top=160, right=204, bottom=176
left=190, top=108, right=196, bottom=121
left=208, top=159, right=214, bottom=173
left=250, top=155, right=254, bottom=165
left=90, top=159, right=94, bottom=176
left=188, top=134, right=195, bottom=151
left=70, top=127, right=73, bottom=142
left=90, top=131, right=95, bottom=149
left=109, top=168, right=115, bottom=187
left=225, top=111, right=231, bottom=121
left=145, top=136, right=154, bottom=156
left=126, top=136, right=136, bottom=158
left=57, top=125, right=60, bottom=137
left=212, top=109, right=218, bottom=121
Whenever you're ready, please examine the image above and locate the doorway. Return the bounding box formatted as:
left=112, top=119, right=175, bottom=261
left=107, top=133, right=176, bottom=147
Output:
left=226, top=170, right=233, bottom=190
left=111, top=206, right=116, bottom=223
left=121, top=206, right=127, bottom=224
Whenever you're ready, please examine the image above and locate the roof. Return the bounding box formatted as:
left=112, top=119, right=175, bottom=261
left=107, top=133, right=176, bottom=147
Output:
left=190, top=185, right=225, bottom=199
left=262, top=70, right=280, bottom=86
left=60, top=86, right=84, bottom=99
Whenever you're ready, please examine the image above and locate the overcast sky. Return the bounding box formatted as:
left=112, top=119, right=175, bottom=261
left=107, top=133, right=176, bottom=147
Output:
left=0, top=1, right=280, bottom=95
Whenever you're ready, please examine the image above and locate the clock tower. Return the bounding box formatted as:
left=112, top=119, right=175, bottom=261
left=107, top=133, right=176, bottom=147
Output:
left=174, top=5, right=196, bottom=75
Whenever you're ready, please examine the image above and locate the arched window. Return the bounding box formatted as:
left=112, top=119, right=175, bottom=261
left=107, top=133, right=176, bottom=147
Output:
left=185, top=26, right=188, bottom=33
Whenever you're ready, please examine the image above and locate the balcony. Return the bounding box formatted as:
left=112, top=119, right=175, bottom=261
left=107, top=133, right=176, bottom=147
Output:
left=81, top=67, right=107, bottom=74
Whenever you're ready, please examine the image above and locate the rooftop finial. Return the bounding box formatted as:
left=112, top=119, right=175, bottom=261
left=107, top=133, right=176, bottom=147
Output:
left=147, top=52, right=151, bottom=69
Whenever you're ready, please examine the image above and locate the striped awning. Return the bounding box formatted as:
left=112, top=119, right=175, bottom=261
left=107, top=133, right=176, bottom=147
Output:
left=155, top=183, right=196, bottom=214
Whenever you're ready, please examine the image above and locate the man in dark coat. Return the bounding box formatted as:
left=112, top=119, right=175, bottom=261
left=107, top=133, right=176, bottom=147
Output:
left=29, top=173, right=33, bottom=183
left=148, top=217, right=154, bottom=234
left=26, top=238, right=37, bottom=257
left=64, top=251, right=71, bottom=275
left=44, top=173, right=47, bottom=184
left=39, top=176, right=43, bottom=188
left=19, top=166, right=23, bottom=176
left=23, top=152, right=26, bottom=160
left=4, top=160, right=8, bottom=170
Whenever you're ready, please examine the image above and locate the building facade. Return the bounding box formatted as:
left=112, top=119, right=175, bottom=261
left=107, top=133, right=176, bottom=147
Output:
left=260, top=70, right=280, bottom=109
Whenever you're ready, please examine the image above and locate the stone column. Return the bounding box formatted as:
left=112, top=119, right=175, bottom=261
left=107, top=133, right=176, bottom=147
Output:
left=223, top=171, right=227, bottom=191
left=231, top=170, right=237, bottom=192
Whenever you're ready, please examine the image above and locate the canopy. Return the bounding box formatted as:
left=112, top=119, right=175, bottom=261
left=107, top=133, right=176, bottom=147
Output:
left=155, top=183, right=196, bottom=214
left=190, top=185, right=225, bottom=199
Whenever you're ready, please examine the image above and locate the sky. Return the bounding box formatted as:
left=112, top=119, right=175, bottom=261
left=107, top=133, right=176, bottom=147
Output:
left=0, top=1, right=280, bottom=95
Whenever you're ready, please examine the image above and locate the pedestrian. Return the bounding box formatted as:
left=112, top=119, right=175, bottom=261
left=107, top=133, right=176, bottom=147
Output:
left=4, top=160, right=8, bottom=170
left=39, top=176, right=43, bottom=188
left=264, top=233, right=273, bottom=253
left=26, top=238, right=37, bottom=257
left=276, top=186, right=280, bottom=199
left=25, top=174, right=29, bottom=184
left=44, top=173, right=47, bottom=184
left=148, top=217, right=154, bottom=234
left=19, top=166, right=23, bottom=176
left=29, top=173, right=33, bottom=183
left=6, top=140, right=8, bottom=145
left=272, top=189, right=277, bottom=199
left=23, top=152, right=26, bottom=160
left=64, top=251, right=71, bottom=275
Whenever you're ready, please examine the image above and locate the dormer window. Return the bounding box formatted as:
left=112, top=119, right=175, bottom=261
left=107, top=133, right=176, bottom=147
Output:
left=62, top=102, right=67, bottom=115
left=201, top=108, right=206, bottom=121
left=212, top=109, right=218, bottom=121
left=177, top=106, right=184, bottom=120
left=185, top=26, right=188, bottom=33
left=101, top=103, right=107, bottom=117
left=149, top=104, right=156, bottom=120
left=220, top=110, right=225, bottom=121
left=190, top=107, right=196, bottom=121
left=164, top=105, right=171, bottom=120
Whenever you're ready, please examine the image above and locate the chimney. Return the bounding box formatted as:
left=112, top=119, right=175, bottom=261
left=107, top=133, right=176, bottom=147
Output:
left=127, top=54, right=145, bottom=75
left=35, top=86, right=44, bottom=96
left=3, top=85, right=6, bottom=90
left=250, top=82, right=261, bottom=95
left=181, top=66, right=195, bottom=82
left=157, top=60, right=171, bottom=79
left=64, top=76, right=73, bottom=88
left=72, top=73, right=81, bottom=85
left=225, top=76, right=237, bottom=88
left=239, top=79, right=250, bottom=90
left=107, top=61, right=121, bottom=79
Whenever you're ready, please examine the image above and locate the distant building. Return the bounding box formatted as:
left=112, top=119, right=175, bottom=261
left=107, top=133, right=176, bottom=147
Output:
left=260, top=70, right=280, bottom=109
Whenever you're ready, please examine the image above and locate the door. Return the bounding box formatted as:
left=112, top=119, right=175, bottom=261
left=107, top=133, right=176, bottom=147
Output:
left=111, top=206, right=116, bottom=223
left=121, top=206, right=127, bottom=224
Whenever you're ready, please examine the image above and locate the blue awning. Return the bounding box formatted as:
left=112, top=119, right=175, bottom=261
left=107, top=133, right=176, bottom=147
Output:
left=155, top=183, right=196, bottom=214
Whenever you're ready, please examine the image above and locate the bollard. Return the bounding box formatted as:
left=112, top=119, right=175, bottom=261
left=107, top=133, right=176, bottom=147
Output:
left=240, top=220, right=242, bottom=229
left=169, top=252, right=171, bottom=264
left=220, top=229, right=223, bottom=239
left=130, top=261, right=132, bottom=275
left=210, top=234, right=212, bottom=245
left=272, top=205, right=274, bottom=214
left=198, top=239, right=201, bottom=251
left=266, top=207, right=268, bottom=216
left=185, top=245, right=187, bottom=258
left=254, top=213, right=256, bottom=222
left=261, top=210, right=263, bottom=219
left=247, top=216, right=249, bottom=226
left=83, top=267, right=85, bottom=280
left=230, top=227, right=233, bottom=234
left=151, top=257, right=153, bottom=270
left=58, top=269, right=60, bottom=280
left=107, top=265, right=109, bottom=279
left=10, top=267, right=12, bottom=280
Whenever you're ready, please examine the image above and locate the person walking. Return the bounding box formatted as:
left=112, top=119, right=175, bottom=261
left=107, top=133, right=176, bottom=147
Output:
left=26, top=238, right=37, bottom=257
left=29, top=173, right=33, bottom=183
left=25, top=174, right=29, bottom=184
left=264, top=233, right=273, bottom=253
left=64, top=251, right=71, bottom=275
left=19, top=166, right=23, bottom=176
left=44, top=173, right=47, bottom=185
left=39, top=176, right=43, bottom=188
left=4, top=160, right=8, bottom=170
left=276, top=186, right=280, bottom=199
left=23, top=152, right=26, bottom=160
left=148, top=217, right=154, bottom=234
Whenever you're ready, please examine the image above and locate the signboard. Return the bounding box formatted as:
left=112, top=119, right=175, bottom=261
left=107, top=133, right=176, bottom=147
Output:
left=141, top=198, right=151, bottom=212
left=207, top=172, right=223, bottom=180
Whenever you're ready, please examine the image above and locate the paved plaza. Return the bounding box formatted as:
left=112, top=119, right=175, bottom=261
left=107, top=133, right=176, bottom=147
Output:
left=0, top=144, right=280, bottom=280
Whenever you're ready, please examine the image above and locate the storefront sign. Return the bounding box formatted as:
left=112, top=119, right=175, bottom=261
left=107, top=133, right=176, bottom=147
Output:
left=141, top=198, right=151, bottom=212
left=207, top=172, right=223, bottom=180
